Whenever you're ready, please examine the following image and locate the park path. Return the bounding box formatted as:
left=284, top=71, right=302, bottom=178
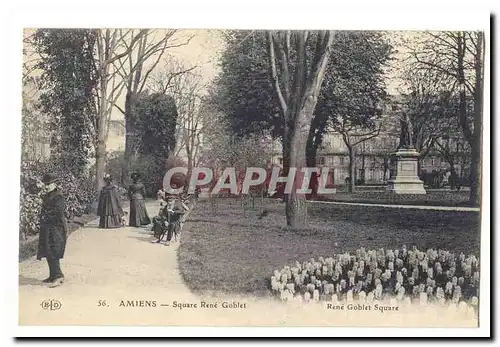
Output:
left=17, top=200, right=213, bottom=326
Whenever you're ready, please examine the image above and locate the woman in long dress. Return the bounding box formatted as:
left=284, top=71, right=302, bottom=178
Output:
left=97, top=174, right=124, bottom=228
left=128, top=172, right=151, bottom=227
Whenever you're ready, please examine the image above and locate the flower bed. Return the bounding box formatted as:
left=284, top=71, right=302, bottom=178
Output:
left=270, top=246, right=479, bottom=311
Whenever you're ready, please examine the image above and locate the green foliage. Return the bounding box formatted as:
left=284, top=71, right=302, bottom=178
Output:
left=21, top=77, right=51, bottom=162
left=19, top=161, right=97, bottom=239
left=212, top=30, right=282, bottom=139
left=32, top=29, right=98, bottom=178
left=199, top=112, right=274, bottom=170
left=213, top=30, right=393, bottom=151
left=318, top=31, right=392, bottom=130
left=133, top=92, right=178, bottom=158
left=127, top=92, right=179, bottom=196
left=105, top=150, right=126, bottom=186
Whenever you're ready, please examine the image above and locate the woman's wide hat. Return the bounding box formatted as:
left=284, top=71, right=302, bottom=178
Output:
left=42, top=173, right=59, bottom=185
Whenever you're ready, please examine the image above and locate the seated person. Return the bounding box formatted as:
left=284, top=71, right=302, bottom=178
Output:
left=164, top=196, right=190, bottom=246
left=151, top=205, right=169, bottom=242
left=152, top=196, right=190, bottom=245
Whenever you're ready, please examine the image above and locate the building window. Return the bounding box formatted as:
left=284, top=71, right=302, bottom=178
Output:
left=431, top=158, right=436, bottom=166
left=369, top=169, right=374, bottom=180
left=279, top=158, right=283, bottom=164
left=327, top=156, right=335, bottom=166
left=317, top=157, right=325, bottom=165
left=339, top=157, right=345, bottom=165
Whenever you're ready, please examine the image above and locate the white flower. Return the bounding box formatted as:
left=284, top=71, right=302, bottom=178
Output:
left=304, top=292, right=311, bottom=302
left=313, top=289, right=320, bottom=301
left=366, top=292, right=374, bottom=303
left=419, top=292, right=428, bottom=305
left=346, top=290, right=354, bottom=302
left=471, top=296, right=479, bottom=306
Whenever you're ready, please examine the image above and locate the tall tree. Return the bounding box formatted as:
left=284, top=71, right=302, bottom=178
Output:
left=131, top=92, right=178, bottom=190
left=93, top=29, right=147, bottom=191
left=167, top=67, right=205, bottom=176
left=111, top=30, right=193, bottom=184
left=411, top=31, right=484, bottom=206
left=32, top=29, right=99, bottom=178
left=214, top=30, right=392, bottom=169
left=267, top=30, right=334, bottom=229
left=317, top=31, right=392, bottom=192
left=213, top=30, right=282, bottom=139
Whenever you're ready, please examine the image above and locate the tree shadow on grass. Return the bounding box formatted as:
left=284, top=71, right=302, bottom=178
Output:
left=186, top=219, right=268, bottom=231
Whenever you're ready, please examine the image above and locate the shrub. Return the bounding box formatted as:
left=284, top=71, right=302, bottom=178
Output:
left=270, top=246, right=479, bottom=312
left=19, top=160, right=97, bottom=239
left=19, top=164, right=45, bottom=239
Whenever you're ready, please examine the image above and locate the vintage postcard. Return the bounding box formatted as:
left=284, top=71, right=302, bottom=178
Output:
left=10, top=4, right=491, bottom=338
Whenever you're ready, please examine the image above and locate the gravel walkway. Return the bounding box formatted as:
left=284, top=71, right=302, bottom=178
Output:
left=18, top=201, right=201, bottom=326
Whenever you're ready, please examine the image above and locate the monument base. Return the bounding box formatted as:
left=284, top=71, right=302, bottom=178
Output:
left=386, top=178, right=426, bottom=195
left=385, top=148, right=426, bottom=195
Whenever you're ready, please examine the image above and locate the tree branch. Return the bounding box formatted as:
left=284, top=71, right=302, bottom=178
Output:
left=105, top=30, right=146, bottom=65
left=267, top=31, right=288, bottom=116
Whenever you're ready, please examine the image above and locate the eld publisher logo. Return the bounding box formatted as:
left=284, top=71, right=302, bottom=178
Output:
left=41, top=299, right=61, bottom=311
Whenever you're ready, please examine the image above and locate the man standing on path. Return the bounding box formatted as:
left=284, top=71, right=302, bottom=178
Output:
left=37, top=173, right=68, bottom=288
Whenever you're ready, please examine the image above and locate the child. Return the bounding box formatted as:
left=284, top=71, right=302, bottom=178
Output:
left=157, top=187, right=166, bottom=206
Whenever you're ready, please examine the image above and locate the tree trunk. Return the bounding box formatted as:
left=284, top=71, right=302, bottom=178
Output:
left=348, top=145, right=356, bottom=193
left=361, top=154, right=366, bottom=183
left=469, top=32, right=484, bottom=207
left=123, top=91, right=137, bottom=186
left=306, top=112, right=327, bottom=167
left=95, top=73, right=108, bottom=193
left=306, top=134, right=318, bottom=167
left=286, top=104, right=314, bottom=229
left=95, top=140, right=107, bottom=192
left=469, top=138, right=481, bottom=206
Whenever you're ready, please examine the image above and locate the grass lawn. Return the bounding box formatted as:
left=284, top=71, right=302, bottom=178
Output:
left=178, top=198, right=481, bottom=298
left=321, top=189, right=472, bottom=207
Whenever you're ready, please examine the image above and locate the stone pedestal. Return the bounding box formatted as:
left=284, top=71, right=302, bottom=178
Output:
left=386, top=148, right=426, bottom=195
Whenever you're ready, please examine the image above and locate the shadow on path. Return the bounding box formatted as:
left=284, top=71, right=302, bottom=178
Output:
left=19, top=274, right=45, bottom=286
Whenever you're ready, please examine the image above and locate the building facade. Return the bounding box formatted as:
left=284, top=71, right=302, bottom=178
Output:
left=270, top=131, right=469, bottom=186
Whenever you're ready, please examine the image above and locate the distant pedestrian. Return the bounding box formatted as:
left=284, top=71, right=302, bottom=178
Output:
left=97, top=174, right=124, bottom=228
left=37, top=173, right=68, bottom=288
left=128, top=172, right=151, bottom=227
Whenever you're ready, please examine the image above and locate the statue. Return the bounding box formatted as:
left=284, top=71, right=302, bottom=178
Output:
left=398, top=113, right=414, bottom=150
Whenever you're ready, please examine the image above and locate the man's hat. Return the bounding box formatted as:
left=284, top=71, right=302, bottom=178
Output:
left=42, top=173, right=59, bottom=185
